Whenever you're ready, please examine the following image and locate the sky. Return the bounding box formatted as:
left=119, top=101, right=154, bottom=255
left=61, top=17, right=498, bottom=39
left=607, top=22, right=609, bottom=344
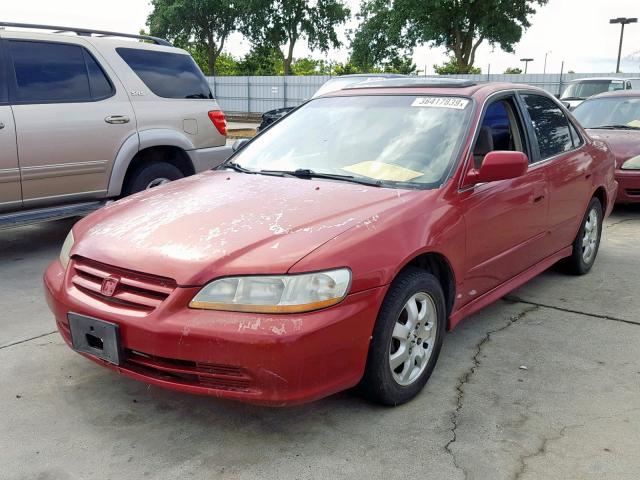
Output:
left=3, top=0, right=640, bottom=74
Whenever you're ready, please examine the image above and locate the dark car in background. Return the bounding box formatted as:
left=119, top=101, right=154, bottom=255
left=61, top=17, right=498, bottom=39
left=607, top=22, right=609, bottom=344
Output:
left=256, top=74, right=407, bottom=131
left=573, top=90, right=640, bottom=203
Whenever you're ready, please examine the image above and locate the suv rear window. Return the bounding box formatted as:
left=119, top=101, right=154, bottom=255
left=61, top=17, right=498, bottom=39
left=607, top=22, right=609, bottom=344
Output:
left=8, top=40, right=114, bottom=103
left=117, top=48, right=212, bottom=99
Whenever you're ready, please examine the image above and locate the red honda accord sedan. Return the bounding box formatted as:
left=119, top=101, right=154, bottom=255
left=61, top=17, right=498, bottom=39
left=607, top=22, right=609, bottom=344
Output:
left=44, top=79, right=617, bottom=406
left=572, top=90, right=640, bottom=204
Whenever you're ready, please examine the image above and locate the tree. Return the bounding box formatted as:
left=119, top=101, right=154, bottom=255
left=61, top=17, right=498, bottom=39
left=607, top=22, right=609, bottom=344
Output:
left=434, top=58, right=481, bottom=74
left=236, top=45, right=284, bottom=75
left=147, top=0, right=247, bottom=76
left=245, top=0, right=350, bottom=75
left=504, top=67, right=523, bottom=74
left=352, top=0, right=548, bottom=72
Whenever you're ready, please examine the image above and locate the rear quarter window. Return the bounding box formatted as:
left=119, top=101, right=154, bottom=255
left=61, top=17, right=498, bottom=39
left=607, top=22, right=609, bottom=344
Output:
left=117, top=48, right=212, bottom=99
left=522, top=94, right=574, bottom=160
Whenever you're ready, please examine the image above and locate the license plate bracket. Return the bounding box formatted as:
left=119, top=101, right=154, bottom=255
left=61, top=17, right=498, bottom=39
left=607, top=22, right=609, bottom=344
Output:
left=68, top=312, right=122, bottom=365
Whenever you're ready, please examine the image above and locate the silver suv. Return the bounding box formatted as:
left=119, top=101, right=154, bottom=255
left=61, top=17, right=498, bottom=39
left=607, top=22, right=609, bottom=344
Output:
left=0, top=22, right=231, bottom=228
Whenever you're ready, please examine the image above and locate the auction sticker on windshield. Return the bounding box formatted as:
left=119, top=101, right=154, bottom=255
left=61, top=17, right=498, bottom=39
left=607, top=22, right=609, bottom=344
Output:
left=411, top=97, right=469, bottom=109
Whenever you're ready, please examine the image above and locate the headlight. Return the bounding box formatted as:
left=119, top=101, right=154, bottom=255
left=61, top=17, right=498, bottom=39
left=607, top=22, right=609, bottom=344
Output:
left=621, top=155, right=640, bottom=170
left=189, top=268, right=352, bottom=313
left=59, top=230, right=75, bottom=270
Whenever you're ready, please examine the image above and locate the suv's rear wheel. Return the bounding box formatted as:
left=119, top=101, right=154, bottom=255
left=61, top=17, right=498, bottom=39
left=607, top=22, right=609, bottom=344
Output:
left=125, top=162, right=184, bottom=195
left=359, top=267, right=445, bottom=405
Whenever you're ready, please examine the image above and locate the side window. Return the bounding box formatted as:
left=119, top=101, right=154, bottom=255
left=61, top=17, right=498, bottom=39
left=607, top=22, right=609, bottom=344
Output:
left=521, top=94, right=573, bottom=161
left=568, top=121, right=584, bottom=148
left=8, top=40, right=113, bottom=103
left=473, top=98, right=525, bottom=168
left=82, top=50, right=114, bottom=100
left=0, top=44, right=6, bottom=103
left=117, top=47, right=212, bottom=99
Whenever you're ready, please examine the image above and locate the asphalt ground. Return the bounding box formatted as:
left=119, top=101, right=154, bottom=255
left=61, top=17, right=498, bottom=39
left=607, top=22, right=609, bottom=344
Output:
left=1, top=204, right=639, bottom=480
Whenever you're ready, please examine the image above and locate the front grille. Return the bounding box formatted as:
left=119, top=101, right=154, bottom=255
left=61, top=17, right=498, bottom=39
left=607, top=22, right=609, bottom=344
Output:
left=625, top=189, right=640, bottom=196
left=125, top=350, right=255, bottom=392
left=71, top=257, right=176, bottom=313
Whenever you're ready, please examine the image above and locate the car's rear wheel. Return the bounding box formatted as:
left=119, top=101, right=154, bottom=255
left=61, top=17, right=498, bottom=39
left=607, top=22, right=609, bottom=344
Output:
left=125, top=162, right=184, bottom=195
left=563, top=197, right=603, bottom=275
left=359, top=267, right=445, bottom=406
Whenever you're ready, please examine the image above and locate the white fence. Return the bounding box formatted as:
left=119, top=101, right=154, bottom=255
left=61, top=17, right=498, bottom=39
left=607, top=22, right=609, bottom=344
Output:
left=207, top=73, right=640, bottom=115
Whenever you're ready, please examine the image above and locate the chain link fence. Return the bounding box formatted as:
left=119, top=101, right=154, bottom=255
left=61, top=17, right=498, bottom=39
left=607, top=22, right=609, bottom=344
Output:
left=207, top=72, right=640, bottom=115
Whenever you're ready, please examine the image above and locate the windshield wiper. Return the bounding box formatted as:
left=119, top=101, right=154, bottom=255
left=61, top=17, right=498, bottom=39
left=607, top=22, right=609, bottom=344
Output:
left=561, top=96, right=585, bottom=101
left=221, top=161, right=256, bottom=173
left=592, top=124, right=640, bottom=130
left=260, top=168, right=383, bottom=187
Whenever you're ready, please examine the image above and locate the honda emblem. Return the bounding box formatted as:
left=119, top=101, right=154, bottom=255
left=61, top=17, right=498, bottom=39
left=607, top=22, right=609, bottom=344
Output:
left=101, top=276, right=120, bottom=297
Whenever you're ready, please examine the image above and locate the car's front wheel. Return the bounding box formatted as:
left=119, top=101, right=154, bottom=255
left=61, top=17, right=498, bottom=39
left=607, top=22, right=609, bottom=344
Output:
left=359, top=267, right=445, bottom=405
left=564, top=197, right=603, bottom=275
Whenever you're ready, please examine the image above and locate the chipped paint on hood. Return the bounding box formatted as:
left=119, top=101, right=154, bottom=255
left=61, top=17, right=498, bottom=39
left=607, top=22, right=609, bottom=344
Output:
left=72, top=171, right=419, bottom=285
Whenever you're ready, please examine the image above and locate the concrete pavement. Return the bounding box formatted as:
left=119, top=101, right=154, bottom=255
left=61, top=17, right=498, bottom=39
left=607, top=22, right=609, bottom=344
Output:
left=1, top=206, right=639, bottom=480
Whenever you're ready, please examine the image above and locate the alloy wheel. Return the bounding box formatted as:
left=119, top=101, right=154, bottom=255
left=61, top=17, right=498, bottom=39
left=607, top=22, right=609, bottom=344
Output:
left=145, top=177, right=171, bottom=189
left=582, top=207, right=599, bottom=264
left=389, top=292, right=437, bottom=386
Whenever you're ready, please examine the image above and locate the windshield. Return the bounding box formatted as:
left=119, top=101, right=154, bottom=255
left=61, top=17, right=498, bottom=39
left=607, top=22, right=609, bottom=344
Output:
left=231, top=95, right=473, bottom=188
left=573, top=96, right=640, bottom=128
left=561, top=80, right=624, bottom=100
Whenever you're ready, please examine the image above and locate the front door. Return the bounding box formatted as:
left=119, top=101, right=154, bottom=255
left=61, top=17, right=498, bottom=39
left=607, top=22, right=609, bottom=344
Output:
left=460, top=94, right=549, bottom=304
left=5, top=38, right=136, bottom=207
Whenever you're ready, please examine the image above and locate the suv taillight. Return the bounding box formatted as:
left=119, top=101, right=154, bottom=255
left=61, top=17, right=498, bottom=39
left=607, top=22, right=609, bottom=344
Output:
left=208, top=110, right=227, bottom=136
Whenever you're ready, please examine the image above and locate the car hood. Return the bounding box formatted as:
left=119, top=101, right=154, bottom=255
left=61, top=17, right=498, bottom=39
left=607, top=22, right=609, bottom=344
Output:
left=72, top=170, right=418, bottom=285
left=587, top=129, right=640, bottom=168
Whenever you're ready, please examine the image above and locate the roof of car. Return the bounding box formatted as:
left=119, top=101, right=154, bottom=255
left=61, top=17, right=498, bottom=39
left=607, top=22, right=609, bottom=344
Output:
left=328, top=80, right=548, bottom=100
left=587, top=90, right=640, bottom=100
left=566, top=77, right=630, bottom=83
left=0, top=22, right=177, bottom=51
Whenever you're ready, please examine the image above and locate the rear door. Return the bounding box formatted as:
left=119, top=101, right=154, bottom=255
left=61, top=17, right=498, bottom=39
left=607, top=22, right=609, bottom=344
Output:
left=6, top=37, right=136, bottom=207
left=0, top=41, right=21, bottom=212
left=460, top=92, right=549, bottom=301
left=519, top=93, right=592, bottom=253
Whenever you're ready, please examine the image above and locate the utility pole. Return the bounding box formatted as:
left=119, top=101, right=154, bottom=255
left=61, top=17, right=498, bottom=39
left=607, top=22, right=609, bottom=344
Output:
left=543, top=51, right=551, bottom=74
left=520, top=58, right=534, bottom=74
left=610, top=17, right=637, bottom=73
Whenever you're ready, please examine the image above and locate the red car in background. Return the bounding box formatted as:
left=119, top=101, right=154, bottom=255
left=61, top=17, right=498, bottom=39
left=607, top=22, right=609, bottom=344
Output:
left=45, top=79, right=617, bottom=406
left=573, top=90, right=640, bottom=203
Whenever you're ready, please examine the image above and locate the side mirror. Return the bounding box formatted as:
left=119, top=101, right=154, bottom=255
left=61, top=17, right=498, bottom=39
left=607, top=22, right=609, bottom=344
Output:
left=232, top=139, right=249, bottom=152
left=465, top=151, right=528, bottom=185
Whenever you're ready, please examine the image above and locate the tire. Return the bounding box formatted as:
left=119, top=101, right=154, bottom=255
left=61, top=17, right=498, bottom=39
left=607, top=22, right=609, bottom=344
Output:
left=563, top=197, right=603, bottom=275
left=124, top=162, right=184, bottom=195
left=359, top=267, right=446, bottom=406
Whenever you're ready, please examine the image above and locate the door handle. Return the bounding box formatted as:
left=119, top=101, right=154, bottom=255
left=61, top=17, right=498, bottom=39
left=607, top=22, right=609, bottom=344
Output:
left=533, top=195, right=545, bottom=203
left=0, top=121, right=4, bottom=129
left=105, top=115, right=130, bottom=124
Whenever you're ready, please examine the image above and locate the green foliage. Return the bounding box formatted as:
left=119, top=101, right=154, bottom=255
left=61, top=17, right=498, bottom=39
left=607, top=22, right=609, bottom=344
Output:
left=236, top=45, right=284, bottom=75
left=333, top=62, right=362, bottom=75
left=434, top=58, right=481, bottom=74
left=147, top=0, right=247, bottom=75
left=352, top=0, right=548, bottom=72
left=504, top=67, right=523, bottom=74
left=244, top=0, right=350, bottom=74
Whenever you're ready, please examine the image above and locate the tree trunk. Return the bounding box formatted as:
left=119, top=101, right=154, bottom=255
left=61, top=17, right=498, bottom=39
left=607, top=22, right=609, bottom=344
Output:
left=283, top=38, right=296, bottom=75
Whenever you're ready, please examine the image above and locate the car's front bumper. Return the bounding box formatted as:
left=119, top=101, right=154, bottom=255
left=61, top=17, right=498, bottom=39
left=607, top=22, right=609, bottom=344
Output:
left=187, top=145, right=233, bottom=172
left=44, top=259, right=387, bottom=406
left=615, top=169, right=640, bottom=203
